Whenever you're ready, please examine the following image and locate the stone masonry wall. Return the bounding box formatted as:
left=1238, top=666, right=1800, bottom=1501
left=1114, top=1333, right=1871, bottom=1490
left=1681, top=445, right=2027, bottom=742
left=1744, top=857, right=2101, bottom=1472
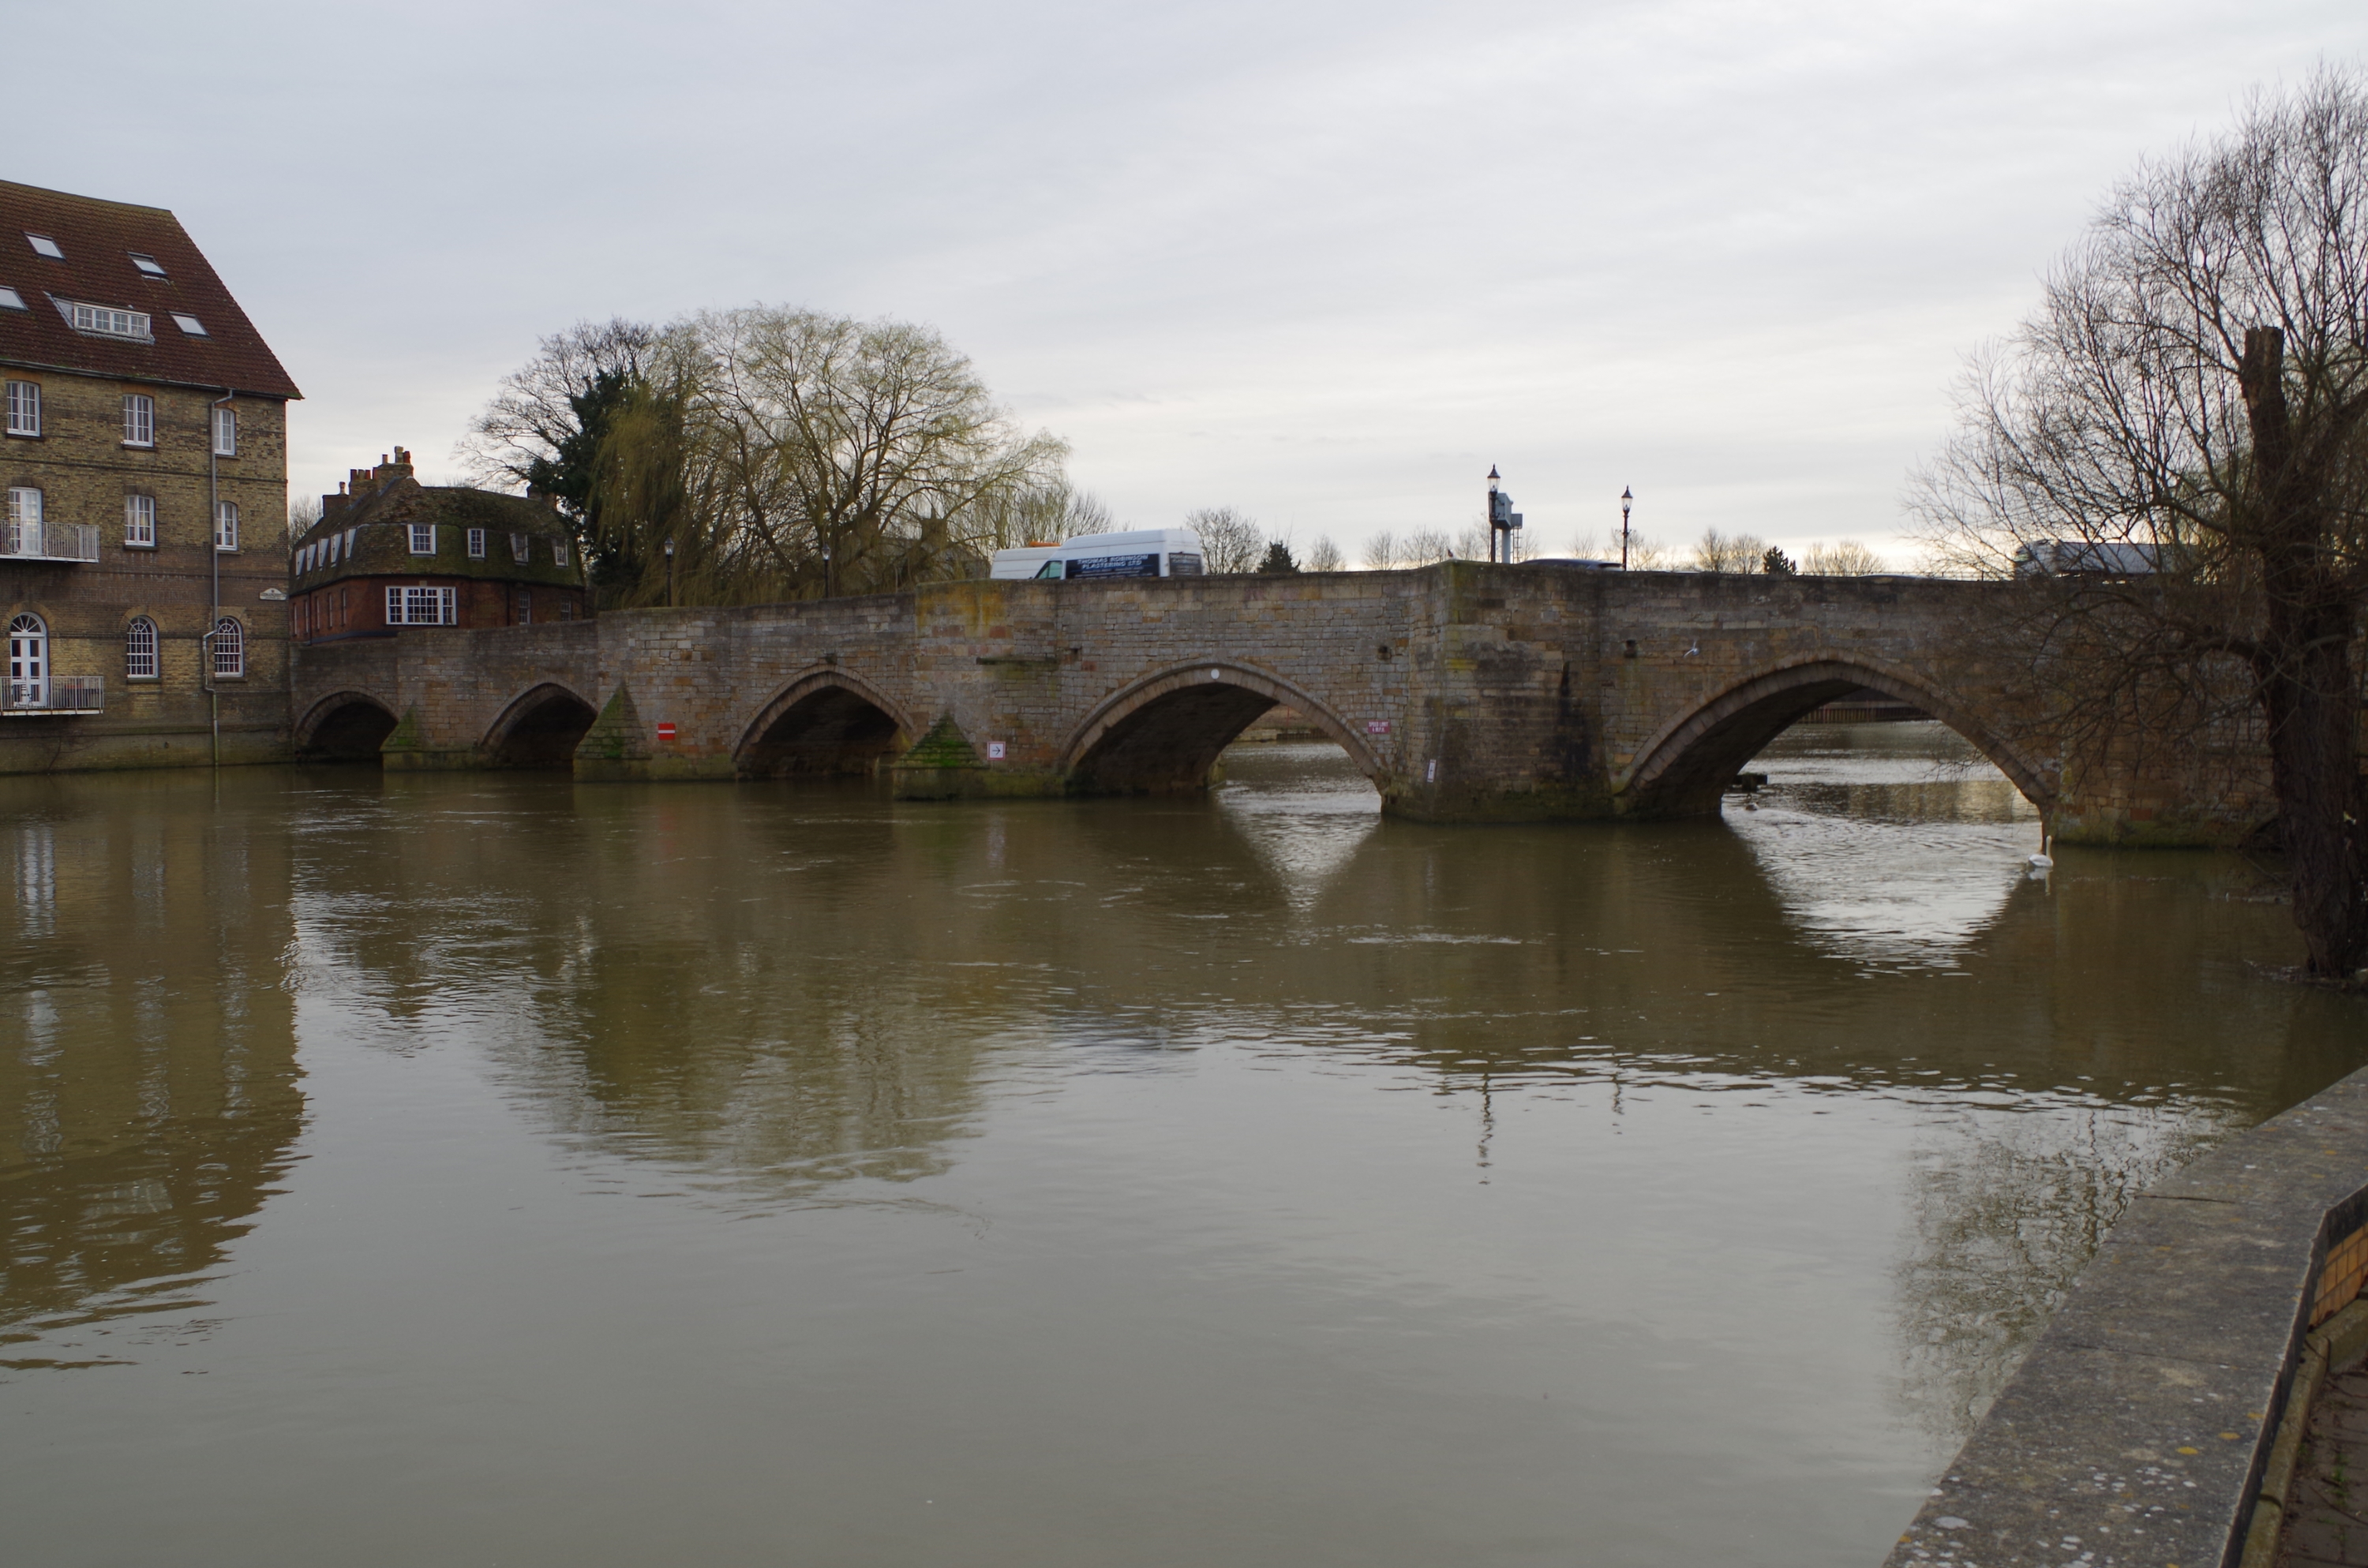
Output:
left=291, top=564, right=2279, bottom=844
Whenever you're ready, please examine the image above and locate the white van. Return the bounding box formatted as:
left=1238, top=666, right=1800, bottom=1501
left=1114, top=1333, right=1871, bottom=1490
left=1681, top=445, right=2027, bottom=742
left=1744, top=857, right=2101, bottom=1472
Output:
left=989, top=529, right=1205, bottom=581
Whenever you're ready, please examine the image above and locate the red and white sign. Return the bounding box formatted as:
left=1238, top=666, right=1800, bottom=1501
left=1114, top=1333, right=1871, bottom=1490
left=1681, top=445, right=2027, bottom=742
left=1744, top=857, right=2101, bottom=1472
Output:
left=1366, top=721, right=1391, bottom=735
left=655, top=722, right=677, bottom=743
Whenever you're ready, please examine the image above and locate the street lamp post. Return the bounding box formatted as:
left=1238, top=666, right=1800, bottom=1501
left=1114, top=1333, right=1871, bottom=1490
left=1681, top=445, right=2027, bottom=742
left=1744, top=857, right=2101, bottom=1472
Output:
left=664, top=537, right=676, bottom=608
left=1621, top=486, right=1633, bottom=570
left=1486, top=466, right=1501, bottom=564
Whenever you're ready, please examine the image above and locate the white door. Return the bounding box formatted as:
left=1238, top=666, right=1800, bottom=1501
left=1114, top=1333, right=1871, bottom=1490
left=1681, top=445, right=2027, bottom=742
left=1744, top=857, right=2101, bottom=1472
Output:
left=8, top=614, right=47, bottom=708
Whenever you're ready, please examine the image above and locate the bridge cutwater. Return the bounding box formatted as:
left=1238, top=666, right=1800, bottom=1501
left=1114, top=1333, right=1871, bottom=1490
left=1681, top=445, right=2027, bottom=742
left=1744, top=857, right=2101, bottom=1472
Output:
left=292, top=562, right=2269, bottom=845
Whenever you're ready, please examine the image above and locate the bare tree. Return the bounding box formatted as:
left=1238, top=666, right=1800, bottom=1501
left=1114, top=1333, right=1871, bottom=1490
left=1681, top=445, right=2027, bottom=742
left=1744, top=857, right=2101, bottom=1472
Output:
left=1362, top=530, right=1400, bottom=570
left=1626, top=533, right=1672, bottom=570
left=461, top=317, right=661, bottom=590
left=287, top=492, right=323, bottom=544
left=1915, top=65, right=2368, bottom=979
left=1692, top=528, right=1770, bottom=572
left=969, top=480, right=1110, bottom=553
left=1401, top=526, right=1453, bottom=565
left=462, top=318, right=659, bottom=499
left=1804, top=539, right=1887, bottom=574
left=1186, top=506, right=1264, bottom=574
left=1306, top=535, right=1345, bottom=571
left=593, top=308, right=1067, bottom=604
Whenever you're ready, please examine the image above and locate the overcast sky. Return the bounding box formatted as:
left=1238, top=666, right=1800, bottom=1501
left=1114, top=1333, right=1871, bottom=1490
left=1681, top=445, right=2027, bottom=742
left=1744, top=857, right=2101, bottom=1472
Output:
left=14, top=2, right=2367, bottom=565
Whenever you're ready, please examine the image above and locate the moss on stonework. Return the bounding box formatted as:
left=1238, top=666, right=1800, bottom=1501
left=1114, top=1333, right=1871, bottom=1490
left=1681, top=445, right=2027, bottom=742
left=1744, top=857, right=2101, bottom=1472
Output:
left=577, top=686, right=650, bottom=762
left=897, top=713, right=981, bottom=770
left=380, top=708, right=424, bottom=753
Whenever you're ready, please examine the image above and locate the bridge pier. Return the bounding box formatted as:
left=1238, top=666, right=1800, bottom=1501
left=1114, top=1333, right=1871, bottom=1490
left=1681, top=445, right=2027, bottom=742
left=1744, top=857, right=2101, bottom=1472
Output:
left=287, top=567, right=2278, bottom=846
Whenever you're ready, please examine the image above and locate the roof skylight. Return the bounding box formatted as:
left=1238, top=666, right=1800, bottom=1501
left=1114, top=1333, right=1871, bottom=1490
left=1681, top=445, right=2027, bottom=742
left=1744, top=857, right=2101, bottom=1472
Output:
left=170, top=312, right=208, bottom=336
left=129, top=253, right=167, bottom=278
left=25, top=234, right=62, bottom=260
left=0, top=286, right=24, bottom=311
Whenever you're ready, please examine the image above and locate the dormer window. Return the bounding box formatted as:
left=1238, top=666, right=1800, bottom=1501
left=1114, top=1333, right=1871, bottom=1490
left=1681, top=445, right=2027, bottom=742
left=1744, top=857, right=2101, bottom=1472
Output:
left=408, top=524, right=437, bottom=555
left=25, top=234, right=62, bottom=260
left=170, top=312, right=207, bottom=336
left=129, top=253, right=167, bottom=278
left=510, top=533, right=530, bottom=564
left=66, top=301, right=151, bottom=339
left=0, top=287, right=24, bottom=311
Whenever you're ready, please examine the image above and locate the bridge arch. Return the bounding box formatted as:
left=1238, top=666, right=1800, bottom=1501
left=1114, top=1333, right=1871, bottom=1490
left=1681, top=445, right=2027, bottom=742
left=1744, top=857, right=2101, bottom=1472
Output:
left=734, top=667, right=914, bottom=778
left=1062, top=662, right=1381, bottom=795
left=294, top=690, right=400, bottom=762
left=1617, top=655, right=2055, bottom=819
left=482, top=682, right=601, bottom=769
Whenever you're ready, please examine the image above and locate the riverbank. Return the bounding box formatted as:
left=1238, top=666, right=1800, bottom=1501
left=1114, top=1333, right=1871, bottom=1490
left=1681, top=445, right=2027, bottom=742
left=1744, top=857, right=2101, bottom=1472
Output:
left=1884, top=1063, right=2368, bottom=1567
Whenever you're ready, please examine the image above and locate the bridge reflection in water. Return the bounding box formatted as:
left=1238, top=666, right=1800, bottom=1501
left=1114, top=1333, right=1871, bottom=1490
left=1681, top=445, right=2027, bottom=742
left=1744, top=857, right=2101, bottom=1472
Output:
left=2, top=730, right=2359, bottom=1568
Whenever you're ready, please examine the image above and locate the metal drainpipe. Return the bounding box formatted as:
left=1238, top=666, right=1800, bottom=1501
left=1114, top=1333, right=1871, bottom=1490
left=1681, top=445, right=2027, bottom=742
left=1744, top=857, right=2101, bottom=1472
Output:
left=206, top=388, right=233, bottom=768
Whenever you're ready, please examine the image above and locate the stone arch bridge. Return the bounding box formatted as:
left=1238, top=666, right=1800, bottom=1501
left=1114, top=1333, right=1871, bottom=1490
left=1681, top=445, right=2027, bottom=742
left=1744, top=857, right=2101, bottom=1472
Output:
left=290, top=563, right=2271, bottom=844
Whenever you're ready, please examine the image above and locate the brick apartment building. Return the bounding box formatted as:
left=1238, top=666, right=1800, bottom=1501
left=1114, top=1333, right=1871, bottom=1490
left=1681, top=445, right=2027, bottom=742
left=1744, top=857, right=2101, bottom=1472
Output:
left=290, top=448, right=587, bottom=644
left=0, top=179, right=299, bottom=772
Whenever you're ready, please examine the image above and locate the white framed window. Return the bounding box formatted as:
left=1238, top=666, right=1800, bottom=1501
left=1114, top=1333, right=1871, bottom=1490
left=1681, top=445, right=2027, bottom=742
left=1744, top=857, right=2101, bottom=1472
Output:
left=553, top=538, right=571, bottom=568
left=170, top=312, right=206, bottom=335
left=515, top=589, right=531, bottom=624
left=214, top=500, right=239, bottom=552
left=124, top=494, right=155, bottom=547
left=298, top=542, right=312, bottom=573
left=125, top=617, right=158, bottom=679
left=466, top=527, right=486, bottom=559
left=384, top=586, right=455, bottom=626
left=211, top=618, right=244, bottom=679
left=122, top=394, right=154, bottom=447
left=7, top=613, right=46, bottom=708
left=5, top=380, right=38, bottom=436
left=408, top=523, right=437, bottom=555
left=7, top=486, right=43, bottom=556
left=327, top=532, right=342, bottom=565
left=510, top=532, right=529, bottom=563
left=24, top=234, right=62, bottom=260
left=0, top=286, right=25, bottom=311
left=129, top=253, right=167, bottom=278
left=212, top=406, right=237, bottom=457
left=67, top=301, right=151, bottom=339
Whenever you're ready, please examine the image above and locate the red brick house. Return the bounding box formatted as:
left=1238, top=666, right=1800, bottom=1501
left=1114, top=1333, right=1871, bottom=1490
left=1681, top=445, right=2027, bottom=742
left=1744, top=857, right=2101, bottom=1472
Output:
left=290, top=450, right=587, bottom=642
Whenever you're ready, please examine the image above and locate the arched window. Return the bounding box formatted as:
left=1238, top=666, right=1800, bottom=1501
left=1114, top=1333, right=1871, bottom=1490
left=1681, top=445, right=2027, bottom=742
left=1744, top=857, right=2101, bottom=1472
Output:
left=210, top=617, right=243, bottom=679
left=125, top=616, right=158, bottom=679
left=7, top=612, right=46, bottom=709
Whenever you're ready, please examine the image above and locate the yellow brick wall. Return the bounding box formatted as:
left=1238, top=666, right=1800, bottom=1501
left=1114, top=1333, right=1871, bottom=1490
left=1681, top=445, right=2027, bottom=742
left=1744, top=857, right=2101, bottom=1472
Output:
left=1, top=365, right=289, bottom=768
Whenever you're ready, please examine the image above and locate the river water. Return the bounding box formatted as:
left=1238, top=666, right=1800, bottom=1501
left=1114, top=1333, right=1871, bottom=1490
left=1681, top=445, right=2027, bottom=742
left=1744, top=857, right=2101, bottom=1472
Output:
left=4, top=725, right=2361, bottom=1566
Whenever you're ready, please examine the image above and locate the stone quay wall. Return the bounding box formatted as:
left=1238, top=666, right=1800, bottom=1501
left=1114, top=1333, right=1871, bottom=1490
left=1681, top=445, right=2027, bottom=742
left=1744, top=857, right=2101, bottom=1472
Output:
left=290, top=563, right=2277, bottom=842
left=1883, top=1064, right=2368, bottom=1568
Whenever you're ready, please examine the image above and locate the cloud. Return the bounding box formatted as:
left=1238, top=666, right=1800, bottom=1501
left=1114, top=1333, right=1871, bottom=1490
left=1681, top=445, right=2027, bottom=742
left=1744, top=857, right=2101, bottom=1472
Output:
left=13, top=0, right=2363, bottom=560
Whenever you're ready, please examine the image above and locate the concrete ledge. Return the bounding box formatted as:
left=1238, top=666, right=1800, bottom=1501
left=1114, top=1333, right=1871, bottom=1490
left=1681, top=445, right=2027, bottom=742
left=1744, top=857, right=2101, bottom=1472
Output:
left=1883, top=1064, right=2368, bottom=1568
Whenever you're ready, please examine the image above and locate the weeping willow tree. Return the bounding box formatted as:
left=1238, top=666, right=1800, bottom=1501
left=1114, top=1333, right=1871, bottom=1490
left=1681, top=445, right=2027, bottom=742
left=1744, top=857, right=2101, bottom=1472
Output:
left=517, top=308, right=1069, bottom=607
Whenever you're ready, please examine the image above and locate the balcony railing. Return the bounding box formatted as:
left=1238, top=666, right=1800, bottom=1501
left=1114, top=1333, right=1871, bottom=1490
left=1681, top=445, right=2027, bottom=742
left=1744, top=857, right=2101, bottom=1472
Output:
left=1, top=522, right=101, bottom=562
left=2, top=676, right=103, bottom=714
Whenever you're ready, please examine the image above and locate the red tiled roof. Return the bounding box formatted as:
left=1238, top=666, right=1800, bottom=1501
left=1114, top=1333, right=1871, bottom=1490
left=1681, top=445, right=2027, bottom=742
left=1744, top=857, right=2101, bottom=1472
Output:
left=0, top=180, right=300, bottom=400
